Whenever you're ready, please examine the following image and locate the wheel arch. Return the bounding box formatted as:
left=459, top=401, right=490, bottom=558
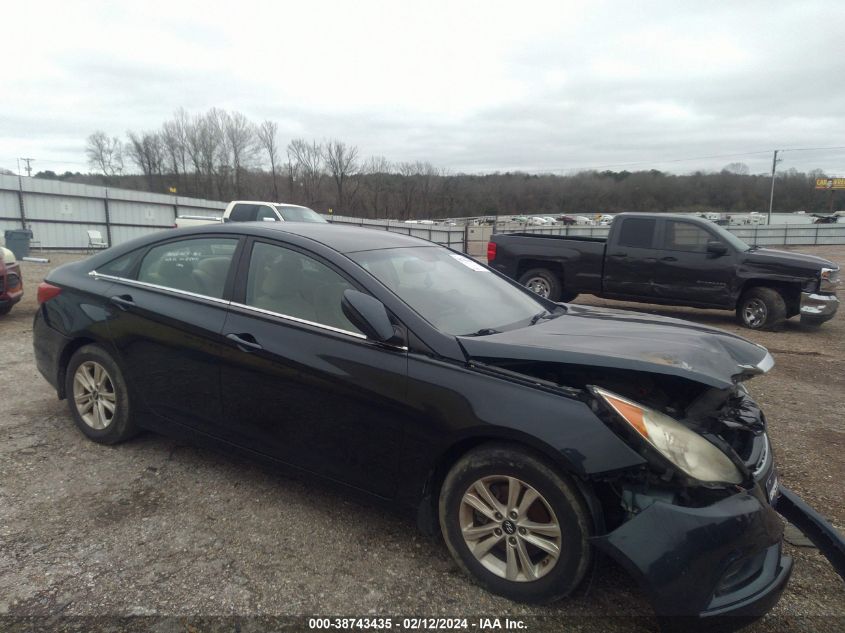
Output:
left=516, top=259, right=565, bottom=282
left=416, top=432, right=602, bottom=537
left=737, top=279, right=802, bottom=317
left=56, top=337, right=99, bottom=399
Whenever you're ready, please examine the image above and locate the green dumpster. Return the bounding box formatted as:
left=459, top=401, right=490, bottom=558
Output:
left=4, top=229, right=33, bottom=259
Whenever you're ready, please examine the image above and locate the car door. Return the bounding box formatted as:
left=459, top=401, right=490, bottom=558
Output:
left=218, top=238, right=409, bottom=497
left=602, top=216, right=659, bottom=297
left=102, top=235, right=241, bottom=429
left=653, top=219, right=735, bottom=306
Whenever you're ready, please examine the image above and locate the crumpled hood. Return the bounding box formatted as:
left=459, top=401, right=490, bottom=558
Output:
left=458, top=304, right=772, bottom=389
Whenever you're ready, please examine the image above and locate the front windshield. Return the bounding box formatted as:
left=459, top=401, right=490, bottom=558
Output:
left=274, top=205, right=327, bottom=223
left=350, top=246, right=550, bottom=335
left=712, top=223, right=751, bottom=251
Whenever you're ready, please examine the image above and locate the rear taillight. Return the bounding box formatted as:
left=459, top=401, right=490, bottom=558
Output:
left=486, top=241, right=497, bottom=262
left=37, top=282, right=62, bottom=304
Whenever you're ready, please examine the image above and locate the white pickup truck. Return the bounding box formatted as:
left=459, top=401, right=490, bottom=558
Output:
left=175, top=201, right=327, bottom=228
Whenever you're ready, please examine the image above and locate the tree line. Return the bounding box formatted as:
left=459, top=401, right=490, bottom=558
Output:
left=68, top=108, right=843, bottom=218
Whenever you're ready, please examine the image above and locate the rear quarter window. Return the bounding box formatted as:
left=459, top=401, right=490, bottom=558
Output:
left=98, top=250, right=141, bottom=278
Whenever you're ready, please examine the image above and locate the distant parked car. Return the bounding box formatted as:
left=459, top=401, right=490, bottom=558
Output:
left=0, top=246, right=24, bottom=315
left=556, top=215, right=577, bottom=225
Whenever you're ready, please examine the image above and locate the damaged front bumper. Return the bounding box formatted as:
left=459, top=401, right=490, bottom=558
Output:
left=593, top=484, right=792, bottom=621
left=800, top=292, right=839, bottom=324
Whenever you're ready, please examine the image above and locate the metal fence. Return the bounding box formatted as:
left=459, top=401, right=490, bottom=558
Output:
left=2, top=174, right=843, bottom=253
left=326, top=214, right=467, bottom=251
left=0, top=174, right=225, bottom=250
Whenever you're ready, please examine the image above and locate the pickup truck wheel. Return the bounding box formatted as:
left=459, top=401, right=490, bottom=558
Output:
left=737, top=287, right=787, bottom=330
left=439, top=444, right=591, bottom=603
left=64, top=344, right=138, bottom=444
left=519, top=268, right=562, bottom=301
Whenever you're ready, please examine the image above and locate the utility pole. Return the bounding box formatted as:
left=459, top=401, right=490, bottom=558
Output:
left=19, top=157, right=35, bottom=177
left=767, top=149, right=781, bottom=224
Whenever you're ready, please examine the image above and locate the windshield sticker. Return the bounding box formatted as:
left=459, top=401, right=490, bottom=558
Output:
left=449, top=253, right=488, bottom=272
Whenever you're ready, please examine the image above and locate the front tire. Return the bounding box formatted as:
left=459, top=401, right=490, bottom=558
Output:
left=439, top=444, right=592, bottom=603
left=64, top=344, right=137, bottom=444
left=736, top=287, right=787, bottom=330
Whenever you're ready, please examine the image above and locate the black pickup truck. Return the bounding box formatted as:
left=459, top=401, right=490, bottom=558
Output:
left=488, top=213, right=840, bottom=329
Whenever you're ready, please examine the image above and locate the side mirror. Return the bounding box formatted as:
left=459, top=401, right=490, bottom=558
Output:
left=341, top=289, right=395, bottom=342
left=706, top=240, right=728, bottom=256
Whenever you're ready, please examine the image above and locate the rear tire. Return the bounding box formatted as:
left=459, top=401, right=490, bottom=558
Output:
left=519, top=268, right=563, bottom=302
left=0, top=305, right=11, bottom=316
left=64, top=344, right=137, bottom=444
left=439, top=444, right=592, bottom=603
left=736, top=287, right=787, bottom=330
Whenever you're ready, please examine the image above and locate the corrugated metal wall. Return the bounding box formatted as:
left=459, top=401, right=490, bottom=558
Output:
left=0, top=174, right=226, bottom=249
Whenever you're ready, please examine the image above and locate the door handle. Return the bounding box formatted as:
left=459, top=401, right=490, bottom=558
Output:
left=109, top=295, right=135, bottom=310
left=226, top=333, right=263, bottom=352
left=609, top=252, right=627, bottom=258
left=660, top=256, right=678, bottom=262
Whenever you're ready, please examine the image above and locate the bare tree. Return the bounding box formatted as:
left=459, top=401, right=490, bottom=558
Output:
left=397, top=161, right=421, bottom=219
left=323, top=140, right=359, bottom=211
left=361, top=156, right=393, bottom=218
left=723, top=162, right=750, bottom=175
left=161, top=108, right=190, bottom=192
left=287, top=138, right=325, bottom=206
left=256, top=120, right=280, bottom=200
left=85, top=131, right=124, bottom=177
left=221, top=111, right=256, bottom=198
left=125, top=131, right=163, bottom=190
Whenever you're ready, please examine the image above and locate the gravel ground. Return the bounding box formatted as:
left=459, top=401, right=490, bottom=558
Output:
left=1, top=247, right=843, bottom=632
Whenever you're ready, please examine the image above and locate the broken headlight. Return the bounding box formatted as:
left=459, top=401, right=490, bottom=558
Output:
left=594, top=387, right=743, bottom=485
left=820, top=267, right=840, bottom=293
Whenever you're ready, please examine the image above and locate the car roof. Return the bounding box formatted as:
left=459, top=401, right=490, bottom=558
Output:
left=186, top=221, right=434, bottom=253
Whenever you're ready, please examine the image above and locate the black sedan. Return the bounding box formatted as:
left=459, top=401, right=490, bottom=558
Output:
left=33, top=222, right=815, bottom=623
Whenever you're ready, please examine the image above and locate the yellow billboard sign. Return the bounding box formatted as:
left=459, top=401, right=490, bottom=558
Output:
left=816, top=178, right=845, bottom=190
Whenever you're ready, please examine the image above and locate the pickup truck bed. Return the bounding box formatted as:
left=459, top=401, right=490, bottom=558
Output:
left=488, top=213, right=840, bottom=330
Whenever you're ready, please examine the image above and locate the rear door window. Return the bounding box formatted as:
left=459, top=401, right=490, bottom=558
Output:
left=137, top=237, right=238, bottom=299
left=616, top=218, right=656, bottom=248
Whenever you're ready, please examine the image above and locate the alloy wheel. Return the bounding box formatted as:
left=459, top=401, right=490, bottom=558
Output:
left=525, top=277, right=551, bottom=298
left=73, top=361, right=117, bottom=430
left=459, top=476, right=562, bottom=582
left=743, top=298, right=768, bottom=327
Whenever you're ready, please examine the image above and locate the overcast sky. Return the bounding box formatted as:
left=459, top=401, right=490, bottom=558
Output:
left=2, top=0, right=844, bottom=177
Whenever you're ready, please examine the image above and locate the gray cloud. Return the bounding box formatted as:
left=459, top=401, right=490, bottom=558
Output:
left=1, top=0, right=844, bottom=176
